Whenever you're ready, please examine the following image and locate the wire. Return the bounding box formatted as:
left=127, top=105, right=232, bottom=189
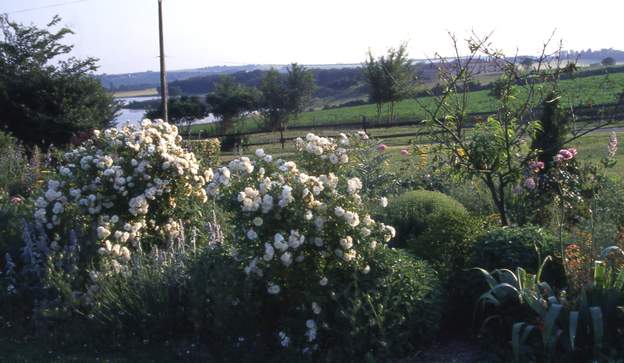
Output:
left=7, top=0, right=91, bottom=14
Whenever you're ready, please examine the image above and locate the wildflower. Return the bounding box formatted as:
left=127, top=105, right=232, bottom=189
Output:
left=400, top=148, right=409, bottom=156
left=377, top=143, right=387, bottom=152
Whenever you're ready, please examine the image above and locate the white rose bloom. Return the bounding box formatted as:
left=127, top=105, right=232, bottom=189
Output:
left=246, top=229, right=258, bottom=240
left=263, top=243, right=275, bottom=261
left=96, top=226, right=111, bottom=240
left=319, top=277, right=328, bottom=286
left=334, top=206, right=345, bottom=217
left=280, top=252, right=293, bottom=266
left=312, top=302, right=322, bottom=314
left=380, top=197, right=388, bottom=208
left=267, top=282, right=281, bottom=295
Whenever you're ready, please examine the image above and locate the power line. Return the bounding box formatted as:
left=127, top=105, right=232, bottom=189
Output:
left=7, top=0, right=91, bottom=14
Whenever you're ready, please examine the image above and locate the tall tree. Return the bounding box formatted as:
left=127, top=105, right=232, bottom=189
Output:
left=285, top=63, right=315, bottom=117
left=363, top=43, right=415, bottom=123
left=205, top=76, right=259, bottom=134
left=0, top=15, right=118, bottom=147
left=260, top=64, right=315, bottom=148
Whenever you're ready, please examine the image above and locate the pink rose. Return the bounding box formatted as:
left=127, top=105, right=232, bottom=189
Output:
left=557, top=149, right=574, bottom=161
left=400, top=148, right=409, bottom=156
left=10, top=196, right=23, bottom=205
left=377, top=144, right=387, bottom=152
left=528, top=160, right=544, bottom=173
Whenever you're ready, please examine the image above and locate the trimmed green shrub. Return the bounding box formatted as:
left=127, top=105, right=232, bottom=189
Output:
left=471, top=225, right=564, bottom=283
left=384, top=190, right=482, bottom=277
left=183, top=138, right=221, bottom=167
left=326, top=247, right=444, bottom=361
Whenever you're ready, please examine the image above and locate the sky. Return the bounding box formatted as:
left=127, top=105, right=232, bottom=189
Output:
left=3, top=0, right=623, bottom=74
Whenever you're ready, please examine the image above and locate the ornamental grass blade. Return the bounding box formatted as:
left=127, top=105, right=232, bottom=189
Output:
left=589, top=306, right=604, bottom=354
left=472, top=267, right=498, bottom=289
left=512, top=322, right=536, bottom=362
left=594, top=261, right=607, bottom=289
left=542, top=303, right=563, bottom=353
left=494, top=268, right=519, bottom=286
left=536, top=255, right=552, bottom=282
left=569, top=310, right=579, bottom=351
left=523, top=292, right=547, bottom=317
left=599, top=246, right=624, bottom=260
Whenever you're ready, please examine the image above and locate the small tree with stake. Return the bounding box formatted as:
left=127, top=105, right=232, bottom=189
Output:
left=363, top=43, right=415, bottom=123
left=416, top=33, right=619, bottom=226
left=204, top=76, right=259, bottom=135
left=259, top=64, right=315, bottom=148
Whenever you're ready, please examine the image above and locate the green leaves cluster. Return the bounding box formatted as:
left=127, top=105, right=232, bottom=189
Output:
left=0, top=15, right=118, bottom=147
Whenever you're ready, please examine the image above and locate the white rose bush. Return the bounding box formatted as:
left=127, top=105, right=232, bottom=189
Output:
left=32, top=119, right=211, bottom=273
left=205, top=132, right=397, bottom=354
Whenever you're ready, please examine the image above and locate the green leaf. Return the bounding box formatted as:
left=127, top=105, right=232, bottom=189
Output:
left=589, top=306, right=604, bottom=354
left=471, top=267, right=499, bottom=289
left=512, top=322, right=536, bottom=362
left=569, top=310, right=579, bottom=351
left=542, top=303, right=563, bottom=355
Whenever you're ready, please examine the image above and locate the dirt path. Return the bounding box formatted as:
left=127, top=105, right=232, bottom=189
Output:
left=398, top=338, right=494, bottom=363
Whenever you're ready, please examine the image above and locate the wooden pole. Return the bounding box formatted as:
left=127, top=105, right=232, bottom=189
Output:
left=158, top=0, right=168, bottom=122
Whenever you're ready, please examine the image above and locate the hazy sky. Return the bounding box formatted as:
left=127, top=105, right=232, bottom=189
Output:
left=3, top=0, right=622, bottom=74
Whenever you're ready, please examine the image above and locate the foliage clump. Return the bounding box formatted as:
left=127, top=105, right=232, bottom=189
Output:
left=384, top=190, right=480, bottom=277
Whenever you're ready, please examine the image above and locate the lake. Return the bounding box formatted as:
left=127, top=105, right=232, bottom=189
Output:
left=114, top=96, right=217, bottom=127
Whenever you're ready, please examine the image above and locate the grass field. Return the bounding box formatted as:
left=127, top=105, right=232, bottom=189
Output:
left=191, top=71, right=624, bottom=135
left=113, top=88, right=159, bottom=98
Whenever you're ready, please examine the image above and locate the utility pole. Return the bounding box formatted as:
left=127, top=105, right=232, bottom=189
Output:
left=158, top=0, right=168, bottom=122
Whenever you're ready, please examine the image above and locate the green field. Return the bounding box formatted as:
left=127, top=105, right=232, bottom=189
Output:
left=192, top=71, right=624, bottom=136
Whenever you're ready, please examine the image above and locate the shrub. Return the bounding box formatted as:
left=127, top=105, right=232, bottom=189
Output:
left=183, top=138, right=221, bottom=168
left=471, top=225, right=564, bottom=284
left=326, top=247, right=444, bottom=361
left=384, top=190, right=481, bottom=277
left=31, top=120, right=210, bottom=277
left=204, top=132, right=397, bottom=358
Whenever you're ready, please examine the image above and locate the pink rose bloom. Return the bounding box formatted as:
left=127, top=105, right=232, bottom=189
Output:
left=524, top=177, right=536, bottom=190
left=400, top=148, right=409, bottom=156
left=377, top=144, right=387, bottom=152
left=10, top=196, right=23, bottom=205
left=568, top=148, right=577, bottom=157
left=557, top=149, right=574, bottom=161
left=528, top=160, right=544, bottom=173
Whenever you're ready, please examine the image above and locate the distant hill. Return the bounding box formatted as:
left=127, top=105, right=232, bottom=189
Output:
left=98, top=63, right=360, bottom=92
left=562, top=48, right=624, bottom=64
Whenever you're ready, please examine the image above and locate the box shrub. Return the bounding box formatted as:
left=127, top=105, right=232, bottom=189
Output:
left=471, top=225, right=564, bottom=284
left=384, top=190, right=481, bottom=278
left=183, top=138, right=221, bottom=168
